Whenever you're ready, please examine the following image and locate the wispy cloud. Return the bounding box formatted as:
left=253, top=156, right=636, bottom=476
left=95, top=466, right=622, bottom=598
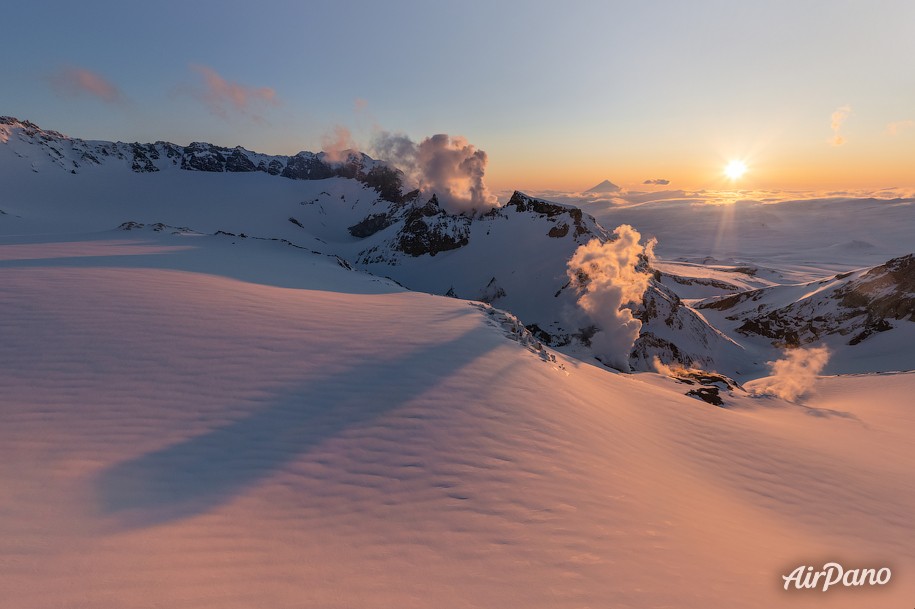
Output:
left=643, top=178, right=670, bottom=185
left=187, top=64, right=280, bottom=122
left=829, top=105, right=851, bottom=146
left=886, top=119, right=915, bottom=136
left=49, top=66, right=125, bottom=104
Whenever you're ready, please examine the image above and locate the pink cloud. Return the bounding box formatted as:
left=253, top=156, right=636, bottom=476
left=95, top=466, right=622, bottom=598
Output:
left=189, top=64, right=280, bottom=121
left=886, top=119, right=915, bottom=136
left=829, top=105, right=851, bottom=146
left=354, top=98, right=368, bottom=113
left=49, top=66, right=125, bottom=104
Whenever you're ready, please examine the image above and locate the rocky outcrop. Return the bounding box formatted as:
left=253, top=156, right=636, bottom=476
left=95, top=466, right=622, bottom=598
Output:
left=396, top=195, right=471, bottom=257
left=504, top=191, right=593, bottom=240
left=281, top=152, right=334, bottom=180
left=181, top=142, right=226, bottom=172
left=480, top=277, right=506, bottom=303
left=698, top=254, right=915, bottom=346
left=348, top=213, right=397, bottom=238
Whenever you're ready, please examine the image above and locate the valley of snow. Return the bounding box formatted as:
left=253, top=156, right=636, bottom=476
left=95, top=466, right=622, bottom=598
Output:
left=2, top=119, right=914, bottom=607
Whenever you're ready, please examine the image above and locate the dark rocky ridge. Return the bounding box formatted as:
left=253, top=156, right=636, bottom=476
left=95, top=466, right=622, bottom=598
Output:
left=1, top=116, right=406, bottom=203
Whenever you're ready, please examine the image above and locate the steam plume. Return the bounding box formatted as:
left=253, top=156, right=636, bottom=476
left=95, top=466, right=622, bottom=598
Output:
left=566, top=225, right=655, bottom=372
left=372, top=132, right=497, bottom=214
left=321, top=125, right=358, bottom=163
left=753, top=346, right=830, bottom=401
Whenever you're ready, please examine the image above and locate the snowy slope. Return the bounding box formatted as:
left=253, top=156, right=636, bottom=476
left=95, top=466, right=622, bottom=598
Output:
left=3, top=117, right=915, bottom=607
left=1, top=227, right=913, bottom=609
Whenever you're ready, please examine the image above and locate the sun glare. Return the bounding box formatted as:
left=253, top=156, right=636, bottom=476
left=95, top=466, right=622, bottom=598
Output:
left=724, top=160, right=747, bottom=180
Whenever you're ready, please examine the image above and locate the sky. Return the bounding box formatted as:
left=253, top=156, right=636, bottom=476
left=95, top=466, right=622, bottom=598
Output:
left=3, top=0, right=915, bottom=193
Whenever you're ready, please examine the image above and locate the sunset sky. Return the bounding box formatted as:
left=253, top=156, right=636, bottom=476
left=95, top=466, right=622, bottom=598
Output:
left=3, top=0, right=914, bottom=192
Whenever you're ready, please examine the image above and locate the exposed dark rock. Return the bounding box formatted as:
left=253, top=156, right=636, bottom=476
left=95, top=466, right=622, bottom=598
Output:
left=698, top=289, right=763, bottom=311
left=662, top=272, right=739, bottom=291
left=396, top=195, right=471, bottom=257
left=506, top=191, right=571, bottom=217
left=506, top=192, right=593, bottom=239
left=130, top=143, right=159, bottom=173
left=360, top=165, right=404, bottom=203
left=349, top=213, right=396, bottom=238
left=848, top=318, right=893, bottom=345
left=704, top=254, right=915, bottom=348
left=80, top=151, right=100, bottom=165
left=686, top=387, right=723, bottom=406
left=525, top=323, right=554, bottom=344
left=480, top=277, right=506, bottom=303
left=630, top=332, right=690, bottom=368
left=836, top=254, right=915, bottom=322
left=181, top=142, right=226, bottom=172
left=548, top=223, right=569, bottom=238
left=225, top=148, right=257, bottom=172
left=282, top=152, right=334, bottom=180
left=731, top=266, right=758, bottom=276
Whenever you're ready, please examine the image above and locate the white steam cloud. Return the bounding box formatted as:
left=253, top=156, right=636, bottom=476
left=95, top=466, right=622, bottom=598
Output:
left=566, top=225, right=655, bottom=372
left=372, top=132, right=497, bottom=214
left=753, top=346, right=830, bottom=401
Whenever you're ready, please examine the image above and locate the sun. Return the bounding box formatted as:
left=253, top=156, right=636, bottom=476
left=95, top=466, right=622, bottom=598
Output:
left=724, top=160, right=747, bottom=180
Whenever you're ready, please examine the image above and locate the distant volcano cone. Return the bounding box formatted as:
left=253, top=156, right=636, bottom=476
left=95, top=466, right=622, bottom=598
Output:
left=585, top=179, right=620, bottom=193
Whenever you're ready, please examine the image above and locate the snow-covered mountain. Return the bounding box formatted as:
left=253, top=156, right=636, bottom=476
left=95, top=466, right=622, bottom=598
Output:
left=4, top=117, right=915, bottom=377
left=698, top=253, right=915, bottom=347
left=1, top=116, right=744, bottom=374
left=0, top=115, right=403, bottom=198
left=295, top=188, right=746, bottom=373
left=4, top=117, right=915, bottom=608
